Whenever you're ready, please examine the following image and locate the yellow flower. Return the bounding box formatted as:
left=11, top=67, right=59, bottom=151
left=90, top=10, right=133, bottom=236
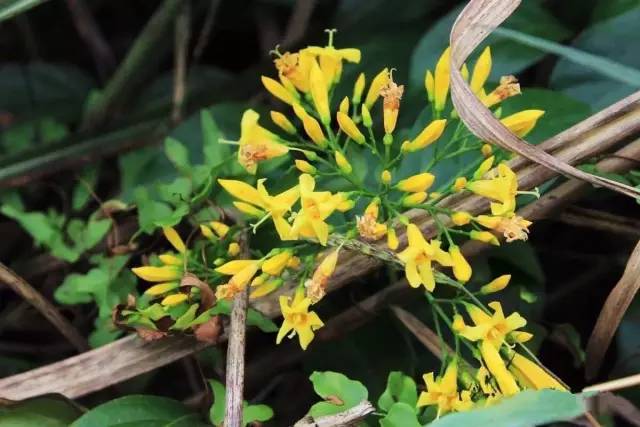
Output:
left=132, top=265, right=182, bottom=282
left=434, top=47, right=451, bottom=112
left=161, top=293, right=188, bottom=306
left=218, top=178, right=299, bottom=240
left=470, top=47, right=492, bottom=94
left=295, top=159, right=317, bottom=174
left=215, top=259, right=261, bottom=299
left=380, top=73, right=404, bottom=134
left=401, top=119, right=447, bottom=152
left=270, top=110, right=296, bottom=134
left=466, top=163, right=518, bottom=216
left=276, top=288, right=324, bottom=350
left=387, top=228, right=399, bottom=250
left=501, top=110, right=545, bottom=138
left=305, top=249, right=339, bottom=303
left=475, top=214, right=532, bottom=242
left=159, top=253, right=182, bottom=266
left=336, top=111, right=365, bottom=144
left=458, top=301, right=527, bottom=349
left=309, top=60, right=331, bottom=125
left=339, top=96, right=349, bottom=115
left=236, top=109, right=290, bottom=174
left=234, top=201, right=265, bottom=217
left=352, top=72, right=365, bottom=104
left=396, top=172, right=435, bottom=193
left=289, top=174, right=344, bottom=245
left=470, top=230, right=500, bottom=246
left=227, top=242, right=240, bottom=256
left=481, top=75, right=521, bottom=108
left=145, top=282, right=179, bottom=296
left=481, top=143, right=493, bottom=157
left=262, top=251, right=293, bottom=276
left=250, top=278, right=283, bottom=299
left=417, top=361, right=473, bottom=416
left=453, top=177, right=467, bottom=192
left=261, top=76, right=299, bottom=105
left=356, top=199, right=387, bottom=241
left=210, top=221, right=230, bottom=238
left=397, top=224, right=453, bottom=291
left=300, top=111, right=328, bottom=147
left=480, top=275, right=511, bottom=294
left=508, top=351, right=567, bottom=391
left=364, top=68, right=389, bottom=109
left=200, top=224, right=215, bottom=240
left=306, top=36, right=361, bottom=85
left=273, top=49, right=314, bottom=93
left=424, top=69, right=435, bottom=102
left=380, top=169, right=392, bottom=185
left=451, top=211, right=471, bottom=226
left=480, top=340, right=520, bottom=396
left=450, top=245, right=472, bottom=283
left=162, top=227, right=186, bottom=253
left=335, top=150, right=352, bottom=174
left=401, top=192, right=428, bottom=206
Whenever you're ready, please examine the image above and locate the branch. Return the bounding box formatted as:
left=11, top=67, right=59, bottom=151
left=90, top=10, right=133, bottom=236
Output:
left=293, top=400, right=374, bottom=427
left=171, top=0, right=191, bottom=124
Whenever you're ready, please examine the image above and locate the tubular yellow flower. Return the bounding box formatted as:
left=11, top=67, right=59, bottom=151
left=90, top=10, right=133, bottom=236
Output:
left=481, top=143, right=493, bottom=157
left=470, top=46, right=492, bottom=94
left=396, top=172, right=435, bottom=193
left=237, top=109, right=290, bottom=174
left=380, top=73, right=404, bottom=134
left=261, top=76, right=299, bottom=106
left=466, top=163, right=518, bottom=216
left=200, top=224, right=215, bottom=240
left=302, top=114, right=328, bottom=147
left=397, top=224, right=453, bottom=291
left=434, top=47, right=451, bottom=112
left=481, top=340, right=520, bottom=396
left=262, top=251, right=293, bottom=276
left=352, top=72, right=365, bottom=104
left=425, top=69, right=435, bottom=102
left=305, top=249, right=339, bottom=302
left=217, top=260, right=261, bottom=293
left=309, top=61, right=331, bottom=125
left=335, top=151, right=352, bottom=174
left=132, top=265, right=181, bottom=282
left=250, top=278, right=283, bottom=299
left=295, top=159, right=317, bottom=174
left=453, top=177, right=467, bottom=192
left=161, top=293, right=188, bottom=307
left=476, top=214, right=532, bottom=242
left=210, top=221, right=230, bottom=238
left=501, top=110, right=545, bottom=138
left=361, top=104, right=372, bottom=128
left=145, top=282, right=179, bottom=296
left=233, top=201, right=265, bottom=217
left=380, top=169, right=392, bottom=185
left=402, top=192, right=427, bottom=206
left=339, top=96, right=349, bottom=115
left=306, top=38, right=361, bottom=85
left=364, top=68, right=389, bottom=109
left=273, top=49, right=314, bottom=92
left=387, top=228, right=399, bottom=250
left=401, top=119, right=447, bottom=152
left=482, top=75, right=521, bottom=108
left=215, top=259, right=257, bottom=275
left=227, top=242, right=240, bottom=256
left=163, top=227, right=186, bottom=254
left=270, top=110, right=296, bottom=134
left=509, top=352, right=567, bottom=391
left=474, top=155, right=495, bottom=179
left=277, top=289, right=324, bottom=350
left=452, top=314, right=466, bottom=332
left=159, top=253, right=182, bottom=266
left=336, top=111, right=365, bottom=144
left=417, top=361, right=473, bottom=415
left=356, top=199, right=387, bottom=241
left=470, top=230, right=500, bottom=246
left=450, top=211, right=472, bottom=226
left=450, top=245, right=472, bottom=283
left=480, top=274, right=511, bottom=294
left=459, top=301, right=527, bottom=350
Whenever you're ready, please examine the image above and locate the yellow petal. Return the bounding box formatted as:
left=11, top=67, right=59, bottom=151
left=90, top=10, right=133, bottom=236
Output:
left=396, top=173, right=435, bottom=193
left=501, top=110, right=545, bottom=138
left=262, top=251, right=292, bottom=276
left=364, top=68, right=389, bottom=109
left=480, top=274, right=511, bottom=294
left=336, top=112, right=365, bottom=144
left=132, top=266, right=181, bottom=282
left=470, top=46, right=492, bottom=94
left=270, top=110, right=296, bottom=134
left=233, top=201, right=265, bottom=217
left=403, top=119, right=447, bottom=152
left=434, top=47, right=451, bottom=111
left=261, top=76, right=299, bottom=105
left=215, top=259, right=258, bottom=275
left=145, top=282, right=179, bottom=296
left=309, top=60, right=330, bottom=125
left=159, top=253, right=183, bottom=266
left=481, top=340, right=520, bottom=396
left=509, top=352, right=567, bottom=391
left=161, top=293, right=188, bottom=306
left=219, top=179, right=263, bottom=207
left=163, top=227, right=186, bottom=254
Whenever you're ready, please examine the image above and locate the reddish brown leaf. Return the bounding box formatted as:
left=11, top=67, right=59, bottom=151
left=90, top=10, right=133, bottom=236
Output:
left=194, top=315, right=223, bottom=344
left=181, top=273, right=216, bottom=309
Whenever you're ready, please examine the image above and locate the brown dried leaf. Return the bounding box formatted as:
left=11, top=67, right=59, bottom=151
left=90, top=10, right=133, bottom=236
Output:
left=449, top=0, right=640, bottom=199
left=193, top=315, right=222, bottom=344
left=136, top=328, right=167, bottom=341
left=180, top=273, right=216, bottom=309
left=586, top=241, right=640, bottom=379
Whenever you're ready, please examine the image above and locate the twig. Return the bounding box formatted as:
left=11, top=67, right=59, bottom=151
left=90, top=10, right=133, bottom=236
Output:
left=584, top=373, right=640, bottom=394
left=0, top=263, right=88, bottom=353
left=172, top=0, right=191, bottom=124
left=65, top=0, right=116, bottom=80
left=192, top=0, right=221, bottom=64
left=82, top=0, right=185, bottom=129
left=224, top=237, right=250, bottom=427
left=293, top=400, right=374, bottom=427
left=557, top=207, right=640, bottom=239
left=391, top=305, right=450, bottom=360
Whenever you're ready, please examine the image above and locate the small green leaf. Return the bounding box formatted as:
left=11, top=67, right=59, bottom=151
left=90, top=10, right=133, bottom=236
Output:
left=308, top=371, right=368, bottom=418
left=378, top=372, right=418, bottom=413
left=164, top=137, right=191, bottom=173
left=134, top=187, right=173, bottom=234
left=201, top=109, right=227, bottom=168
left=379, top=402, right=421, bottom=427
left=171, top=304, right=199, bottom=330
left=242, top=403, right=274, bottom=425
left=208, top=380, right=226, bottom=426
left=72, top=167, right=98, bottom=210
left=247, top=308, right=278, bottom=333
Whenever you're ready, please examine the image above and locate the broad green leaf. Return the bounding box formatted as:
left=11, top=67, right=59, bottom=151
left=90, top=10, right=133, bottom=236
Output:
left=164, top=137, right=191, bottom=173
left=410, top=2, right=570, bottom=89
left=308, top=371, right=368, bottom=417
left=428, top=390, right=586, bottom=427
left=0, top=395, right=83, bottom=427
left=242, top=403, right=274, bottom=425
left=551, top=8, right=640, bottom=109
left=378, top=372, right=418, bottom=413
left=0, top=204, right=57, bottom=248
left=379, top=402, right=421, bottom=427
left=208, top=380, right=226, bottom=426
left=493, top=27, right=640, bottom=87
left=134, top=187, right=173, bottom=234
left=70, top=396, right=192, bottom=427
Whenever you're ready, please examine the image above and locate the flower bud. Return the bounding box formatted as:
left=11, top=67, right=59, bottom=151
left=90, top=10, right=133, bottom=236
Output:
left=450, top=245, right=471, bottom=282
left=302, top=114, right=328, bottom=147
left=339, top=96, right=350, bottom=115
left=270, top=111, right=296, bottom=134
left=200, top=224, right=215, bottom=240
left=453, top=177, right=467, bottom=192
left=335, top=151, right=353, bottom=174
left=402, top=192, right=427, bottom=207
left=452, top=314, right=466, bottom=332
left=337, top=111, right=365, bottom=144
left=481, top=143, right=493, bottom=157
left=295, top=159, right=316, bottom=174
left=361, top=104, right=373, bottom=128
left=380, top=169, right=392, bottom=184
left=364, top=68, right=390, bottom=109
left=424, top=69, right=434, bottom=102
left=210, top=221, right=230, bottom=238
left=450, top=211, right=471, bottom=226
left=470, top=230, right=500, bottom=246
left=480, top=274, right=511, bottom=294
left=396, top=173, right=435, bottom=193
left=473, top=156, right=495, bottom=180
left=402, top=119, right=447, bottom=152
left=262, top=251, right=292, bottom=276
left=227, top=242, right=240, bottom=257
left=261, top=76, right=299, bottom=106
left=387, top=229, right=399, bottom=250
left=352, top=72, right=365, bottom=104
left=234, top=201, right=265, bottom=217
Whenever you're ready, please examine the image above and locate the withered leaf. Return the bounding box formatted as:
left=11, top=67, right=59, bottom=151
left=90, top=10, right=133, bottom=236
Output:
left=194, top=315, right=222, bottom=344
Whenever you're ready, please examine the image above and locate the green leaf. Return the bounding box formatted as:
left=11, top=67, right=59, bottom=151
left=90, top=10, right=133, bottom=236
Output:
left=201, top=109, right=228, bottom=168
left=164, top=414, right=210, bottom=427
left=164, top=137, right=191, bottom=173
left=379, top=402, right=421, bottom=427
left=0, top=395, right=83, bottom=427
left=242, top=403, right=274, bottom=425
left=592, top=0, right=640, bottom=22
left=171, top=304, right=199, bottom=330
left=410, top=2, right=570, bottom=88
left=494, top=27, right=640, bottom=87
left=428, top=391, right=586, bottom=427
left=1, top=118, right=68, bottom=155
left=378, top=372, right=418, bottom=413
left=70, top=396, right=192, bottom=427
left=308, top=371, right=368, bottom=418
left=551, top=8, right=640, bottom=109
left=72, top=166, right=98, bottom=211
left=134, top=187, right=173, bottom=234
left=208, top=380, right=226, bottom=426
